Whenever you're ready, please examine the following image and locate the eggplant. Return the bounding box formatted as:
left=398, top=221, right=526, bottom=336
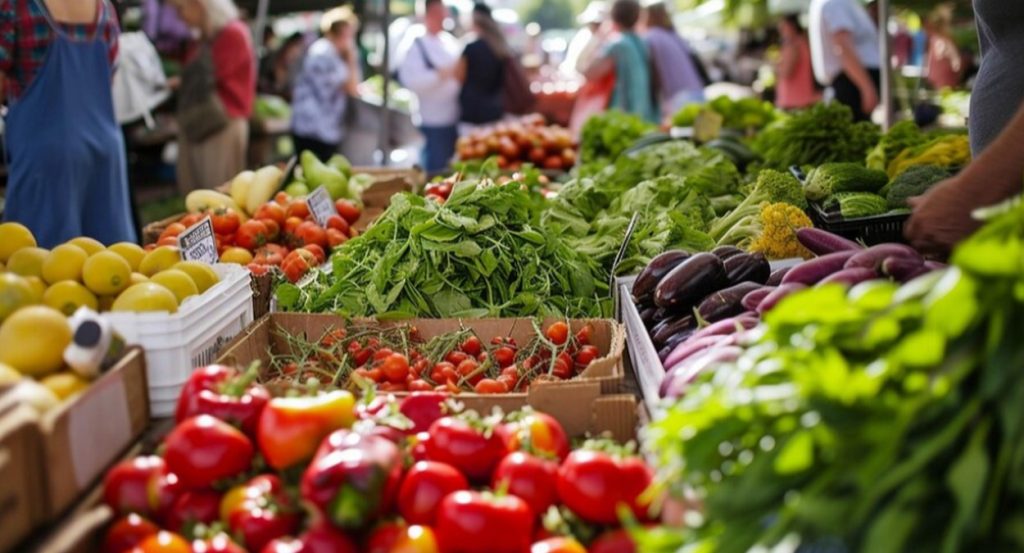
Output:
left=782, top=251, right=859, bottom=285
left=697, top=282, right=764, bottom=323
left=741, top=287, right=775, bottom=311
left=657, top=329, right=697, bottom=362
left=844, top=243, right=923, bottom=271
left=631, top=250, right=690, bottom=302
left=881, top=257, right=927, bottom=282
left=639, top=305, right=660, bottom=328
left=756, top=283, right=806, bottom=314
left=923, top=260, right=948, bottom=271
left=712, top=245, right=744, bottom=260
left=724, top=252, right=771, bottom=285
left=651, top=316, right=696, bottom=348
left=661, top=346, right=744, bottom=399
left=766, top=266, right=791, bottom=286
left=818, top=267, right=879, bottom=287
left=662, top=334, right=733, bottom=372
left=690, top=314, right=760, bottom=341
left=795, top=228, right=863, bottom=255
left=654, top=253, right=729, bottom=310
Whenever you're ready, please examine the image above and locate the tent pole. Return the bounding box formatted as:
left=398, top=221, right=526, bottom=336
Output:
left=253, top=0, right=270, bottom=58
left=878, top=0, right=892, bottom=131
left=378, top=0, right=393, bottom=166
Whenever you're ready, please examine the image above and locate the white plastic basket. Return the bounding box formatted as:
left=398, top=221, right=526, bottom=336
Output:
left=101, top=264, right=255, bottom=417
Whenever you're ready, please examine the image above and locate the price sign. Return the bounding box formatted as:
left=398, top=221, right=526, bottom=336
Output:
left=307, top=185, right=336, bottom=227
left=177, top=217, right=219, bottom=264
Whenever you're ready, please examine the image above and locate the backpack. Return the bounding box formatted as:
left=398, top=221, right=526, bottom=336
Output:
left=502, top=55, right=535, bottom=115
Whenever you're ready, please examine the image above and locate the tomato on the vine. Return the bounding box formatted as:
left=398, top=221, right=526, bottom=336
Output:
left=493, top=346, right=516, bottom=368
left=574, top=345, right=600, bottom=370
left=378, top=353, right=410, bottom=384
left=474, top=378, right=508, bottom=394
left=545, top=322, right=569, bottom=346
left=460, top=336, right=482, bottom=356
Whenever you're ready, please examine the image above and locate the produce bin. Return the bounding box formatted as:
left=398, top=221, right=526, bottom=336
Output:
left=216, top=313, right=628, bottom=438
left=809, top=202, right=909, bottom=246
left=615, top=276, right=665, bottom=416
left=0, top=348, right=148, bottom=553
left=101, top=264, right=254, bottom=417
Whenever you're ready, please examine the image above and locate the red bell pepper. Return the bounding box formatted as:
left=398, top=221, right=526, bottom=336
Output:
left=164, top=415, right=254, bottom=490
left=191, top=534, right=247, bottom=553
left=500, top=411, right=570, bottom=461
left=366, top=523, right=440, bottom=553
left=258, top=391, right=356, bottom=470
left=555, top=448, right=654, bottom=525
left=261, top=522, right=360, bottom=553
left=102, top=514, right=159, bottom=553
left=175, top=364, right=270, bottom=437
left=164, top=490, right=222, bottom=534
left=222, top=474, right=301, bottom=552
left=300, top=429, right=404, bottom=530
left=103, top=456, right=181, bottom=521
left=398, top=392, right=448, bottom=434
left=435, top=490, right=534, bottom=553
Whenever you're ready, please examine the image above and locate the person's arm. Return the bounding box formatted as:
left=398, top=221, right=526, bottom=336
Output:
left=342, top=44, right=361, bottom=96
left=454, top=55, right=467, bottom=83
left=777, top=41, right=798, bottom=78
left=832, top=30, right=877, bottom=114
left=583, top=38, right=616, bottom=81
left=906, top=101, right=1024, bottom=253
left=398, top=37, right=452, bottom=92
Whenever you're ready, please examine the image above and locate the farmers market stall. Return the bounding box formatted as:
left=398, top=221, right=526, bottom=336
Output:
left=2, top=93, right=1020, bottom=553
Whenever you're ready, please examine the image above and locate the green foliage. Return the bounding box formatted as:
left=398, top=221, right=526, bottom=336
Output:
left=804, top=162, right=889, bottom=202
left=708, top=169, right=807, bottom=243
left=823, top=192, right=890, bottom=218
left=519, top=0, right=575, bottom=30
left=752, top=102, right=880, bottom=170
left=579, top=111, right=656, bottom=166
left=866, top=120, right=926, bottom=171
left=672, top=96, right=778, bottom=130
left=885, top=165, right=955, bottom=209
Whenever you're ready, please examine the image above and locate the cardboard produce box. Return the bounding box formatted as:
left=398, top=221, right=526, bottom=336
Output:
left=217, top=313, right=627, bottom=438
left=0, top=402, right=46, bottom=553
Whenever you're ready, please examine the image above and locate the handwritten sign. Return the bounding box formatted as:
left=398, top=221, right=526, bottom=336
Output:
left=307, top=185, right=336, bottom=227
left=177, top=217, right=219, bottom=264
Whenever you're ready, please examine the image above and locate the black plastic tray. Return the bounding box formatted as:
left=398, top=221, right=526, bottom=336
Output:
left=810, top=203, right=909, bottom=245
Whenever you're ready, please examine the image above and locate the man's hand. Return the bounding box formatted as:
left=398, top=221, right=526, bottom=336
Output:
left=905, top=175, right=985, bottom=256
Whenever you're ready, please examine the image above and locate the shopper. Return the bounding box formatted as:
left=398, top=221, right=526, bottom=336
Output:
left=291, top=8, right=361, bottom=161
left=583, top=0, right=658, bottom=124
left=455, top=3, right=509, bottom=132
left=808, top=0, right=880, bottom=121
left=562, top=1, right=606, bottom=77
left=906, top=1, right=1023, bottom=254
left=259, top=31, right=305, bottom=100
left=0, top=0, right=136, bottom=247
left=642, top=2, right=705, bottom=120
left=775, top=14, right=820, bottom=110
left=924, top=4, right=962, bottom=90
left=169, top=0, right=255, bottom=193
left=397, top=0, right=461, bottom=174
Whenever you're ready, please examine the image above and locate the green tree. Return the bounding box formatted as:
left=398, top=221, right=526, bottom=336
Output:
left=521, top=0, right=576, bottom=31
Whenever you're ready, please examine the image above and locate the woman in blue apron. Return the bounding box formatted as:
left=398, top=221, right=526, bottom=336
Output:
left=1, top=0, right=136, bottom=248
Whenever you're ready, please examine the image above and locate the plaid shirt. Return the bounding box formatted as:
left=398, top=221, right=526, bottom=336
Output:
left=0, top=0, right=119, bottom=98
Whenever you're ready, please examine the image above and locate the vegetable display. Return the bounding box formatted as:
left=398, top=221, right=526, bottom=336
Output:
left=751, top=103, right=880, bottom=169
left=884, top=165, right=955, bottom=209
left=455, top=115, right=576, bottom=172
left=671, top=96, right=778, bottom=131
left=578, top=111, right=655, bottom=168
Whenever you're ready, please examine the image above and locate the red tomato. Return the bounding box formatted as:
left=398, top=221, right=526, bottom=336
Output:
left=326, top=215, right=350, bottom=235
left=274, top=192, right=290, bottom=205
left=295, top=221, right=328, bottom=248
left=261, top=219, right=281, bottom=241
left=445, top=351, right=469, bottom=366
left=492, top=452, right=559, bottom=517
left=129, top=531, right=191, bottom=553
left=103, top=514, right=159, bottom=553
left=303, top=244, right=326, bottom=264
left=408, top=379, right=432, bottom=391
left=397, top=461, right=469, bottom=525
left=574, top=325, right=592, bottom=345
left=574, top=345, right=599, bottom=371
left=589, top=529, right=637, bottom=553
left=502, top=412, right=570, bottom=461
left=163, top=415, right=254, bottom=490
left=544, top=322, right=569, bottom=346
left=211, top=209, right=241, bottom=235
left=286, top=199, right=311, bottom=220
left=493, top=346, right=515, bottom=368
left=236, top=220, right=270, bottom=250
left=179, top=213, right=203, bottom=227
left=157, top=235, right=179, bottom=247
left=326, top=228, right=348, bottom=248
left=530, top=537, right=587, bottom=553
left=160, top=222, right=186, bottom=241
left=254, top=202, right=286, bottom=225
left=436, top=491, right=534, bottom=553
left=103, top=456, right=181, bottom=520
left=460, top=336, right=482, bottom=356
left=281, top=249, right=317, bottom=283
left=252, top=246, right=284, bottom=267
left=424, top=417, right=506, bottom=482
left=283, top=216, right=304, bottom=235
left=474, top=378, right=508, bottom=394
left=335, top=199, right=361, bottom=225
left=378, top=353, right=410, bottom=384
left=556, top=450, right=654, bottom=525
left=164, top=490, right=221, bottom=533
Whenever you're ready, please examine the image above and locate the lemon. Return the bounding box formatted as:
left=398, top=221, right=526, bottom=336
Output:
left=82, top=252, right=131, bottom=296
left=7, top=247, right=48, bottom=278
left=139, top=246, right=182, bottom=277
left=43, top=281, right=99, bottom=316
left=42, top=244, right=89, bottom=284
left=0, top=222, right=36, bottom=263
left=40, top=372, right=90, bottom=400
left=0, top=362, right=21, bottom=386
left=129, top=272, right=149, bottom=285
left=0, top=273, right=36, bottom=322
left=68, top=237, right=104, bottom=256
left=23, top=276, right=46, bottom=302
left=0, top=306, right=71, bottom=376
left=173, top=261, right=219, bottom=293
left=108, top=242, right=146, bottom=272
left=111, top=282, right=179, bottom=314
left=150, top=269, right=199, bottom=303
left=219, top=247, right=253, bottom=265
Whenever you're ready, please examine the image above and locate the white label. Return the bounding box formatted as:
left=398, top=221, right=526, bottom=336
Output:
left=68, top=376, right=130, bottom=487
left=308, top=186, right=336, bottom=227
left=178, top=218, right=219, bottom=264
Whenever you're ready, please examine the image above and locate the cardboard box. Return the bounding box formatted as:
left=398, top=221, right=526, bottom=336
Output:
left=0, top=403, right=46, bottom=553
left=217, top=313, right=627, bottom=438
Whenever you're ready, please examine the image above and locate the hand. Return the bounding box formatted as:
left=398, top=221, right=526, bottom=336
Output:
left=166, top=76, right=182, bottom=90
left=436, top=65, right=456, bottom=80
left=860, top=85, right=879, bottom=117
left=904, top=175, right=985, bottom=256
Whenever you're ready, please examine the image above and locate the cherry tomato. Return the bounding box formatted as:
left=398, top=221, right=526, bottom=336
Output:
left=574, top=345, right=599, bottom=370
left=408, top=379, right=433, bottom=391
left=545, top=322, right=569, bottom=346
left=397, top=460, right=469, bottom=525
left=335, top=199, right=361, bottom=225
left=493, top=346, right=515, bottom=368
left=210, top=209, right=241, bottom=235
left=474, top=378, right=508, bottom=394
left=378, top=353, right=411, bottom=384
left=424, top=416, right=506, bottom=482
left=492, top=452, right=559, bottom=517
left=574, top=325, right=593, bottom=345
left=436, top=491, right=533, bottom=553
left=236, top=220, right=270, bottom=250
left=163, top=415, right=254, bottom=490
left=445, top=351, right=469, bottom=366
left=103, top=514, right=159, bottom=553
left=460, top=336, right=482, bottom=356
left=502, top=412, right=570, bottom=461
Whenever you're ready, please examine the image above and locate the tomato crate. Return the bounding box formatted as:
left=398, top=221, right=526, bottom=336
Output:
left=100, top=264, right=254, bottom=417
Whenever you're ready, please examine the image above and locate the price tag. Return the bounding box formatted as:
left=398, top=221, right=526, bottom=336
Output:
left=307, top=185, right=336, bottom=227
left=177, top=217, right=219, bottom=264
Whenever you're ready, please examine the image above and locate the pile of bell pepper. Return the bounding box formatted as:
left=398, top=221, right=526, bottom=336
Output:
left=101, top=364, right=654, bottom=553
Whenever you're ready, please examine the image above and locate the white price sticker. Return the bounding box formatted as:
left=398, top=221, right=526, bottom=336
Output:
left=307, top=186, right=336, bottom=227
left=177, top=217, right=219, bottom=264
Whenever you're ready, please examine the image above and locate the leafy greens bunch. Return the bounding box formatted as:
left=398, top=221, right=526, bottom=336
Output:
left=752, top=102, right=880, bottom=170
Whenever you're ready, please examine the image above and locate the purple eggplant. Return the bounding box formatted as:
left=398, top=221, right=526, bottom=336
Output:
left=654, top=253, right=729, bottom=311
left=690, top=314, right=760, bottom=341
left=818, top=267, right=879, bottom=287
left=766, top=266, right=792, bottom=286
left=662, top=334, right=733, bottom=370
left=651, top=315, right=696, bottom=348
left=661, top=346, right=744, bottom=399
left=657, top=329, right=697, bottom=362
left=741, top=287, right=775, bottom=311
left=924, top=260, right=948, bottom=271
left=782, top=251, right=859, bottom=285
left=712, top=245, right=745, bottom=260
left=632, top=250, right=691, bottom=302
left=644, top=307, right=672, bottom=329
left=756, top=283, right=807, bottom=314
left=697, top=282, right=764, bottom=323
left=844, top=243, right=923, bottom=271
left=796, top=228, right=863, bottom=255
left=881, top=257, right=928, bottom=282
left=724, top=252, right=771, bottom=285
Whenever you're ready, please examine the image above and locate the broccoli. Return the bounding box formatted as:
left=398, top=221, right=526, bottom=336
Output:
left=708, top=169, right=808, bottom=243
left=720, top=202, right=815, bottom=259
left=824, top=192, right=889, bottom=219
left=866, top=120, right=926, bottom=171
left=885, top=165, right=954, bottom=209
left=804, top=163, right=889, bottom=202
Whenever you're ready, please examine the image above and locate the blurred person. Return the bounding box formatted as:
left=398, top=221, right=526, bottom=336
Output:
left=642, top=1, right=705, bottom=119
left=583, top=0, right=658, bottom=123
left=561, top=1, right=606, bottom=77
left=775, top=14, right=820, bottom=110
left=808, top=0, right=880, bottom=121
left=0, top=0, right=136, bottom=246
left=924, top=4, right=962, bottom=90
left=259, top=31, right=305, bottom=99
left=455, top=3, right=509, bottom=132
left=397, top=0, right=461, bottom=173
left=142, top=0, right=192, bottom=55
left=170, top=0, right=255, bottom=193
left=291, top=8, right=360, bottom=161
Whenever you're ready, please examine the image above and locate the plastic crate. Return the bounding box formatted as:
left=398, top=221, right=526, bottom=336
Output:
left=810, top=203, right=909, bottom=246
left=100, top=264, right=254, bottom=417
